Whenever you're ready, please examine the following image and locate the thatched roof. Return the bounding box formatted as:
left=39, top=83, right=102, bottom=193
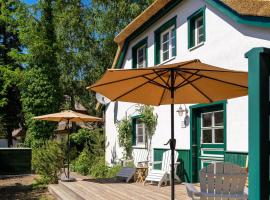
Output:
left=114, top=0, right=270, bottom=45
left=222, top=0, right=270, bottom=17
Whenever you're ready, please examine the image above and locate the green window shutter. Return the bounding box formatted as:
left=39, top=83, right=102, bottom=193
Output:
left=202, top=8, right=206, bottom=42
left=131, top=118, right=137, bottom=146
left=172, top=27, right=176, bottom=57
left=188, top=19, right=195, bottom=48
left=132, top=48, right=137, bottom=69
left=154, top=31, right=160, bottom=65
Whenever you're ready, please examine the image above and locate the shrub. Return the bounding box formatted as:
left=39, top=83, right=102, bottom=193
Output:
left=72, top=146, right=92, bottom=175
left=89, top=156, right=108, bottom=178
left=106, top=165, right=122, bottom=178
left=32, top=141, right=65, bottom=184
left=117, top=118, right=132, bottom=159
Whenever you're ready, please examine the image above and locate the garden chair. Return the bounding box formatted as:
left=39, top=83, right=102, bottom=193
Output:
left=186, top=162, right=248, bottom=200
left=116, top=148, right=148, bottom=182
left=144, top=150, right=180, bottom=187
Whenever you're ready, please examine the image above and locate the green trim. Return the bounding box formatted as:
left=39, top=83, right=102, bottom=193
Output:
left=187, top=7, right=206, bottom=49
left=189, top=100, right=227, bottom=182
left=206, top=0, right=270, bottom=28
left=154, top=16, right=177, bottom=65
left=246, top=47, right=270, bottom=200
left=116, top=0, right=182, bottom=68
left=224, top=152, right=248, bottom=168
left=132, top=37, right=148, bottom=69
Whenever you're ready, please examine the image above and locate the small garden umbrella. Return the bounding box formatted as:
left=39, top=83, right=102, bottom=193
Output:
left=33, top=110, right=102, bottom=181
left=87, top=59, right=248, bottom=199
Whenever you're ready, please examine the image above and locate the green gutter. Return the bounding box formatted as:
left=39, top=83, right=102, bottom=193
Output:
left=206, top=0, right=270, bottom=28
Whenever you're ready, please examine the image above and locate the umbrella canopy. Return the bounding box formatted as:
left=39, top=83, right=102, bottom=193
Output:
left=33, top=110, right=102, bottom=123
left=87, top=59, right=248, bottom=200
left=88, top=59, right=247, bottom=105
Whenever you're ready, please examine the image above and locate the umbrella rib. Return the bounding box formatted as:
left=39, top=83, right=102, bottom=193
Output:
left=179, top=68, right=245, bottom=73
left=175, top=70, right=200, bottom=88
left=176, top=71, right=213, bottom=103
left=113, top=71, right=168, bottom=102
left=90, top=70, right=165, bottom=89
left=176, top=77, right=203, bottom=89
left=158, top=71, right=171, bottom=106
left=142, top=75, right=169, bottom=90
left=153, top=69, right=170, bottom=88
left=181, top=69, right=248, bottom=88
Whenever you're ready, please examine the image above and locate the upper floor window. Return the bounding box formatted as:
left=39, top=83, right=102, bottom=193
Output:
left=188, top=7, right=205, bottom=49
left=160, top=26, right=176, bottom=62
left=154, top=16, right=177, bottom=65
left=132, top=38, right=148, bottom=69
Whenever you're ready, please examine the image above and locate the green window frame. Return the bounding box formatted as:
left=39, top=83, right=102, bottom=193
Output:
left=154, top=16, right=177, bottom=65
left=131, top=116, right=146, bottom=147
left=132, top=38, right=148, bottom=69
left=187, top=7, right=206, bottom=49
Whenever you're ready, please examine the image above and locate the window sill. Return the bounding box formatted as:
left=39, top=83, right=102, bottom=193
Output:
left=158, top=56, right=176, bottom=66
left=188, top=42, right=204, bottom=51
left=132, top=145, right=147, bottom=149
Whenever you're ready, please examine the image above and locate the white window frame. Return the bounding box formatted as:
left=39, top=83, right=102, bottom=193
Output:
left=136, top=120, right=146, bottom=146
left=137, top=44, right=146, bottom=68
left=160, top=25, right=176, bottom=63
left=194, top=16, right=204, bottom=46
left=201, top=110, right=224, bottom=144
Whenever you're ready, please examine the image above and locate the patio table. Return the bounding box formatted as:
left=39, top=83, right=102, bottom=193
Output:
left=135, top=166, right=148, bottom=183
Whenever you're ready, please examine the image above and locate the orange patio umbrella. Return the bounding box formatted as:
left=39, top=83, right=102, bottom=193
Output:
left=33, top=110, right=102, bottom=181
left=87, top=59, right=248, bottom=199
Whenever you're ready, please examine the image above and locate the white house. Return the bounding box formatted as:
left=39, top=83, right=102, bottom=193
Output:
left=104, top=0, right=270, bottom=184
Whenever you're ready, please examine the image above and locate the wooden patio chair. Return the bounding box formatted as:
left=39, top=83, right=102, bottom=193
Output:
left=116, top=148, right=149, bottom=182
left=144, top=150, right=180, bottom=187
left=186, top=162, right=248, bottom=200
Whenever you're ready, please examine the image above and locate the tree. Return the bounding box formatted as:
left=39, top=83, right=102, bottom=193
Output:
left=16, top=0, right=62, bottom=146
left=0, top=0, right=24, bottom=146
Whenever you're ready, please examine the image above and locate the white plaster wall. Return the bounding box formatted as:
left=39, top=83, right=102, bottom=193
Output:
left=105, top=0, right=270, bottom=164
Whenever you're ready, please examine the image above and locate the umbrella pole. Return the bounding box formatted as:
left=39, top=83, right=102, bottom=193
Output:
left=170, top=69, right=176, bottom=200
left=67, top=119, right=70, bottom=179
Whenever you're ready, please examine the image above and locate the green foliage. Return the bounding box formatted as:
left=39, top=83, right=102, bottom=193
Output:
left=88, top=156, right=108, bottom=178
left=106, top=165, right=122, bottom=178
left=72, top=146, right=92, bottom=175
left=32, top=141, right=65, bottom=184
left=117, top=118, right=132, bottom=159
left=71, top=128, right=105, bottom=156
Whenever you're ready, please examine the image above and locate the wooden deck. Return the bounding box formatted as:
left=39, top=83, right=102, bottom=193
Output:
left=49, top=173, right=192, bottom=200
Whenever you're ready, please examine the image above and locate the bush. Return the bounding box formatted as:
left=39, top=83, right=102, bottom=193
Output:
left=89, top=156, right=108, bottom=178
left=106, top=165, right=122, bottom=178
left=32, top=141, right=65, bottom=184
left=72, top=146, right=92, bottom=175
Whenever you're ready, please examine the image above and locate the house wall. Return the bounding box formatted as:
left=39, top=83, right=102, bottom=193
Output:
left=105, top=0, right=270, bottom=173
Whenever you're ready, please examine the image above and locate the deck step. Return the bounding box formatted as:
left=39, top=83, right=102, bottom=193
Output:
left=48, top=183, right=84, bottom=200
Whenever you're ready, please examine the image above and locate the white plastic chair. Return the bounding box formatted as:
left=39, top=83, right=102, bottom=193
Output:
left=144, top=150, right=180, bottom=187
left=186, top=162, right=248, bottom=200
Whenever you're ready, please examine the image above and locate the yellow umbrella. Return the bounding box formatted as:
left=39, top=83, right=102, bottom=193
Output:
left=33, top=110, right=102, bottom=181
left=87, top=59, right=248, bottom=199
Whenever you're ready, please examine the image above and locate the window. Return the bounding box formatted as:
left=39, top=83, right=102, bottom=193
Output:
left=136, top=119, right=146, bottom=145
left=132, top=38, right=147, bottom=69
left=188, top=7, right=205, bottom=49
left=201, top=110, right=224, bottom=144
left=154, top=16, right=177, bottom=65
left=131, top=117, right=147, bottom=147
left=137, top=45, right=146, bottom=68
left=160, top=26, right=176, bottom=62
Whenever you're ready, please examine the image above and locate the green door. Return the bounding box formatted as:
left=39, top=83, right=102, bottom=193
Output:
left=191, top=103, right=226, bottom=182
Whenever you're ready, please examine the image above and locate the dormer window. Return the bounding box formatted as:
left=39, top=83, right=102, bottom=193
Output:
left=188, top=7, right=205, bottom=50
left=160, top=26, right=176, bottom=62
left=154, top=16, right=177, bottom=65
left=132, top=38, right=148, bottom=69
left=137, top=45, right=146, bottom=68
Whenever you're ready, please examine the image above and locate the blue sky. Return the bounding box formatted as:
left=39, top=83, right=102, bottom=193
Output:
left=23, top=0, right=37, bottom=4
